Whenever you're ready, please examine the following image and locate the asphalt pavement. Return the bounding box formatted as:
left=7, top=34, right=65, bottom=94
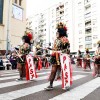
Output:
left=0, top=64, right=100, bottom=100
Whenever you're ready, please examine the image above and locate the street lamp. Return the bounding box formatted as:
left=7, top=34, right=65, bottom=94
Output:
left=6, top=0, right=10, bottom=54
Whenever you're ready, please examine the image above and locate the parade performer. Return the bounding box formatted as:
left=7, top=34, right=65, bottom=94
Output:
left=94, top=40, right=100, bottom=77
left=16, top=32, right=32, bottom=80
left=45, top=22, right=72, bottom=90
left=83, top=48, right=91, bottom=70
left=34, top=44, right=43, bottom=70
left=76, top=50, right=82, bottom=67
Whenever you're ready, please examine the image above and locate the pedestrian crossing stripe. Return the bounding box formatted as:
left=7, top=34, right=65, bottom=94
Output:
left=73, top=71, right=92, bottom=74
left=0, top=70, right=18, bottom=74
left=50, top=77, right=100, bottom=100
left=0, top=71, right=50, bottom=77
left=0, top=70, right=92, bottom=78
left=0, top=69, right=99, bottom=100
left=0, top=68, right=51, bottom=75
left=0, top=73, right=19, bottom=76
left=0, top=75, right=48, bottom=89
left=0, top=75, right=86, bottom=100
left=0, top=76, right=18, bottom=81
left=0, top=74, right=86, bottom=89
left=0, top=71, right=50, bottom=81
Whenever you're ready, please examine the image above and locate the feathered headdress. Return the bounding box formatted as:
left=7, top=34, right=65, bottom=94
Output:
left=56, top=22, right=67, bottom=31
left=25, top=31, right=33, bottom=40
left=56, top=22, right=68, bottom=37
left=22, top=31, right=33, bottom=45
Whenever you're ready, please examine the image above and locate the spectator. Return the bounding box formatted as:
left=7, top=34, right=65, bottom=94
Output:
left=10, top=52, right=17, bottom=69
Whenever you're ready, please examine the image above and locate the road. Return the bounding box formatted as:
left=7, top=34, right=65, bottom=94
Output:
left=0, top=64, right=100, bottom=100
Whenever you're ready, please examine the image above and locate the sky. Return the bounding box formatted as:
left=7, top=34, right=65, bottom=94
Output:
left=26, top=0, right=63, bottom=18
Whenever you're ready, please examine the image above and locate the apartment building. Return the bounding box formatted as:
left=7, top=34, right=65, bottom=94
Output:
left=28, top=0, right=100, bottom=52
left=75, top=0, right=100, bottom=52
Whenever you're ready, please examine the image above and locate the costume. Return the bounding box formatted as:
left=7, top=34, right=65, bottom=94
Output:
left=94, top=41, right=100, bottom=77
left=17, top=32, right=32, bottom=80
left=45, top=22, right=71, bottom=90
left=83, top=49, right=91, bottom=70
left=76, top=50, right=82, bottom=67
left=33, top=44, right=43, bottom=70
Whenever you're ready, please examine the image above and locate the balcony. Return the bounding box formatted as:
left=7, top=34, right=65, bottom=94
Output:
left=85, top=4, right=91, bottom=10
left=56, top=4, right=64, bottom=12
left=84, top=12, right=91, bottom=19
left=85, top=27, right=92, bottom=34
left=85, top=43, right=92, bottom=49
left=85, top=20, right=91, bottom=28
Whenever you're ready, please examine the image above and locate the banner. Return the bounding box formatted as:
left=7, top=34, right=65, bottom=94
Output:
left=60, top=54, right=72, bottom=89
left=26, top=55, right=37, bottom=80
left=38, top=57, right=42, bottom=70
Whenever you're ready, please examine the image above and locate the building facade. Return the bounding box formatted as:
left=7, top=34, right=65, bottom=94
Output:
left=74, top=0, right=100, bottom=52
left=0, top=0, right=26, bottom=54
left=29, top=0, right=75, bottom=51
left=28, top=0, right=100, bottom=53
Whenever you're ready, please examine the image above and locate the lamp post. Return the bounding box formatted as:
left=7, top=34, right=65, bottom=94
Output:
left=6, top=0, right=10, bottom=54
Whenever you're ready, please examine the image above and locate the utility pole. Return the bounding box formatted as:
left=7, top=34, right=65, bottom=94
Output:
left=6, top=0, right=10, bottom=54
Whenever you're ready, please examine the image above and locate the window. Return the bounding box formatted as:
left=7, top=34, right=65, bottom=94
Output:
left=12, top=5, right=23, bottom=20
left=19, top=0, right=22, bottom=6
left=0, top=0, right=3, bottom=24
left=56, top=7, right=59, bottom=11
left=85, top=27, right=91, bottom=34
left=60, top=11, right=64, bottom=14
left=79, top=45, right=83, bottom=49
left=85, top=43, right=92, bottom=49
left=85, top=36, right=92, bottom=41
left=85, top=12, right=91, bottom=18
left=85, top=4, right=91, bottom=11
left=85, top=20, right=91, bottom=26
left=60, top=5, right=64, bottom=9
